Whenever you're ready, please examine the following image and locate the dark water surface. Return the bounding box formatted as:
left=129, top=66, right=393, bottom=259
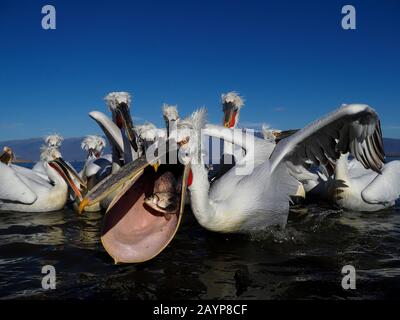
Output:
left=1, top=163, right=400, bottom=300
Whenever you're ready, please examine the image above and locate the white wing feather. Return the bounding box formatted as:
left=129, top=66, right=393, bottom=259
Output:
left=270, top=104, right=385, bottom=173
left=0, top=163, right=37, bottom=204
left=362, top=161, right=400, bottom=204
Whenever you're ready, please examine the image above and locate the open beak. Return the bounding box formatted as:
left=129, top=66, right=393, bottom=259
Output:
left=223, top=107, right=237, bottom=128
left=49, top=158, right=87, bottom=202
left=115, top=102, right=139, bottom=153
left=80, top=145, right=189, bottom=264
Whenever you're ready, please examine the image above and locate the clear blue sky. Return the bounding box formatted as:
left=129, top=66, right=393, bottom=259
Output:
left=0, top=0, right=399, bottom=141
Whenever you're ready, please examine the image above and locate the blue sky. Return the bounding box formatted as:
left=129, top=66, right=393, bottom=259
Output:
left=0, top=0, right=399, bottom=140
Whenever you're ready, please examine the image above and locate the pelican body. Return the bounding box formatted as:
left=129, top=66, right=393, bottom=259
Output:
left=0, top=147, right=84, bottom=213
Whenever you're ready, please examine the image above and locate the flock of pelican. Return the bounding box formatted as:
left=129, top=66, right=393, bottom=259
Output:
left=1, top=91, right=400, bottom=263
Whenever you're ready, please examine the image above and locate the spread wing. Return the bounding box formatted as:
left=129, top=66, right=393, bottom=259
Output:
left=270, top=104, right=385, bottom=173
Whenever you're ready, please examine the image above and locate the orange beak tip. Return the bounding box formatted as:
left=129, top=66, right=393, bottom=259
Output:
left=78, top=199, right=89, bottom=214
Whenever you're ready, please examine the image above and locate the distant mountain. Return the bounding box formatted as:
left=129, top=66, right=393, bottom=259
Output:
left=1, top=136, right=400, bottom=162
left=0, top=137, right=111, bottom=162
left=382, top=138, right=400, bottom=157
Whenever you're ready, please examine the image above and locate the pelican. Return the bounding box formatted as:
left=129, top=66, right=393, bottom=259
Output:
left=87, top=92, right=141, bottom=210
left=162, top=104, right=179, bottom=137
left=219, top=93, right=306, bottom=200
left=80, top=135, right=111, bottom=190
left=0, top=146, right=14, bottom=164
left=104, top=92, right=139, bottom=163
left=136, top=122, right=165, bottom=151
left=222, top=91, right=244, bottom=129
left=309, top=152, right=400, bottom=212
left=33, top=134, right=64, bottom=176
left=78, top=106, right=189, bottom=263
left=45, top=134, right=64, bottom=148
left=170, top=103, right=384, bottom=233
left=0, top=146, right=85, bottom=212
left=262, top=124, right=300, bottom=144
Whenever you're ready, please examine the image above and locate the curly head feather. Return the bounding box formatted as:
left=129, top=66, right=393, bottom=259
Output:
left=162, top=104, right=179, bottom=122
left=221, top=91, right=245, bottom=109
left=104, top=92, right=132, bottom=110
left=81, top=135, right=106, bottom=153
left=45, top=134, right=64, bottom=148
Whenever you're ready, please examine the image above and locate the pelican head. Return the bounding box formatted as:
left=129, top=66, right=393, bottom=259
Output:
left=162, top=104, right=179, bottom=137
left=162, top=104, right=179, bottom=122
left=45, top=134, right=64, bottom=148
left=262, top=124, right=299, bottom=144
left=0, top=146, right=15, bottom=164
left=40, top=145, right=62, bottom=162
left=222, top=91, right=244, bottom=128
left=41, top=145, right=87, bottom=201
left=81, top=135, right=106, bottom=160
left=136, top=122, right=160, bottom=151
left=104, top=91, right=138, bottom=152
left=105, top=92, right=132, bottom=111
left=262, top=124, right=280, bottom=143
left=177, top=108, right=207, bottom=164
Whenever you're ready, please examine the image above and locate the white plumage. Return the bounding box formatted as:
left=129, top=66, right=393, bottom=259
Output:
left=104, top=92, right=131, bottom=111
left=45, top=134, right=64, bottom=148
left=221, top=91, right=245, bottom=109
left=0, top=147, right=78, bottom=213
left=162, top=104, right=179, bottom=122
left=179, top=104, right=385, bottom=234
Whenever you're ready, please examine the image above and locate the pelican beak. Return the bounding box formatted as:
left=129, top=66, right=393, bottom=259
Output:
left=152, top=161, right=160, bottom=172
left=81, top=144, right=188, bottom=263
left=273, top=129, right=300, bottom=143
left=115, top=102, right=139, bottom=152
left=223, top=106, right=237, bottom=128
left=88, top=148, right=100, bottom=159
left=79, top=155, right=150, bottom=212
left=49, top=158, right=87, bottom=202
left=289, top=183, right=306, bottom=206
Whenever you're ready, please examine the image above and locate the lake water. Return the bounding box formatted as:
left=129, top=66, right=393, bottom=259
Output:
left=0, top=162, right=400, bottom=300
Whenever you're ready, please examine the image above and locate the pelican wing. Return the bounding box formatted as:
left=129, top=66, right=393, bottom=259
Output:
left=362, top=160, right=400, bottom=204
left=0, top=163, right=37, bottom=204
left=270, top=104, right=385, bottom=173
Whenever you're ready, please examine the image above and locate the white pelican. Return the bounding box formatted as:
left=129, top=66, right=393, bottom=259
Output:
left=162, top=104, right=179, bottom=137
left=262, top=124, right=300, bottom=144
left=136, top=122, right=165, bottom=151
left=173, top=103, right=384, bottom=233
left=0, top=146, right=85, bottom=212
left=104, top=92, right=139, bottom=163
left=309, top=152, right=400, bottom=212
left=80, top=135, right=112, bottom=189
left=33, top=134, right=64, bottom=176
left=87, top=92, right=141, bottom=210
left=218, top=93, right=306, bottom=200
left=76, top=135, right=111, bottom=213
left=0, top=146, right=14, bottom=165
left=222, top=91, right=244, bottom=129
left=45, top=134, right=64, bottom=148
